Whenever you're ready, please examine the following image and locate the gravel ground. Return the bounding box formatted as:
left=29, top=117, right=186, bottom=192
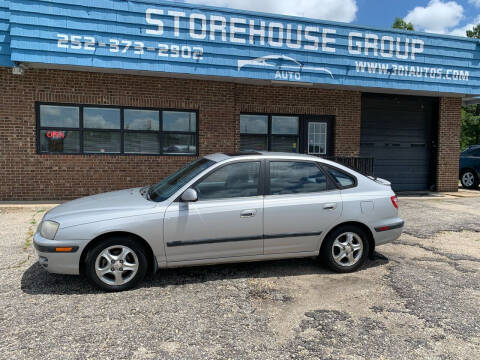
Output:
left=0, top=196, right=479, bottom=360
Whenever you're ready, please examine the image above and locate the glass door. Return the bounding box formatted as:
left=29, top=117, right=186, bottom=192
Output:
left=307, top=122, right=327, bottom=155
left=300, top=115, right=334, bottom=156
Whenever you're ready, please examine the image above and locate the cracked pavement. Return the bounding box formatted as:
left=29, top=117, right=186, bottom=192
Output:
left=0, top=196, right=479, bottom=359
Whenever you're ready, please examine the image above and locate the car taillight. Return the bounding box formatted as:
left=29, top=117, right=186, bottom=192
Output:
left=391, top=195, right=399, bottom=209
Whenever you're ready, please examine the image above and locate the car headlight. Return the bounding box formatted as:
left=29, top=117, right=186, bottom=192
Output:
left=40, top=220, right=60, bottom=240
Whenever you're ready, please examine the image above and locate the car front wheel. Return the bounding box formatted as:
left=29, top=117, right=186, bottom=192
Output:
left=321, top=225, right=370, bottom=273
left=461, top=170, right=478, bottom=189
left=85, top=238, right=148, bottom=292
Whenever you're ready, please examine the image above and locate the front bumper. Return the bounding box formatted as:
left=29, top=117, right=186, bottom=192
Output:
left=33, top=233, right=88, bottom=275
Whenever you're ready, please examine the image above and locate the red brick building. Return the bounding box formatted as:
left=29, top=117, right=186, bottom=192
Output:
left=0, top=0, right=475, bottom=200
left=0, top=67, right=462, bottom=200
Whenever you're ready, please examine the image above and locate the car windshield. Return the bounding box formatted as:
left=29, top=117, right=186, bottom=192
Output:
left=148, top=158, right=215, bottom=202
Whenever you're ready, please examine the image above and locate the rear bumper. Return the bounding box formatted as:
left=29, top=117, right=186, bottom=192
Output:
left=33, top=233, right=88, bottom=275
left=372, top=219, right=404, bottom=246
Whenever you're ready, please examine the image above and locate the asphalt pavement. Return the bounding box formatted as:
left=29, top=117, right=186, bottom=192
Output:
left=0, top=196, right=479, bottom=359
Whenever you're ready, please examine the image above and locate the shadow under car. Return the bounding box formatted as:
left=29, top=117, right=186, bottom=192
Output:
left=21, top=253, right=389, bottom=295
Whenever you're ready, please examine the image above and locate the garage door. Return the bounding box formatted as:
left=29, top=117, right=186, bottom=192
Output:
left=360, top=94, right=437, bottom=192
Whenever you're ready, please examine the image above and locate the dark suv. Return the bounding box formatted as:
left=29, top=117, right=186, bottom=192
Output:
left=460, top=145, right=480, bottom=189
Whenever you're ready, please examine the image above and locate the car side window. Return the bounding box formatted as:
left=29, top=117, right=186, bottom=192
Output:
left=325, top=166, right=356, bottom=188
left=195, top=161, right=261, bottom=201
left=269, top=161, right=329, bottom=195
left=471, top=149, right=480, bottom=157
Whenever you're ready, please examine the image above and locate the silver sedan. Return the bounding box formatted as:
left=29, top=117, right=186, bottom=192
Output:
left=34, top=152, right=404, bottom=291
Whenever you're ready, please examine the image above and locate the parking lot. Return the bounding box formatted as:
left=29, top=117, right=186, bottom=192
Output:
left=0, top=195, right=479, bottom=360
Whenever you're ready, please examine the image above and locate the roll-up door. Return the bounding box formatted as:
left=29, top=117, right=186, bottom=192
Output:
left=360, top=94, right=438, bottom=192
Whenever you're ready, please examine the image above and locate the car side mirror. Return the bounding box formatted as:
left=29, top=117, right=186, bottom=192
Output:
left=181, top=188, right=198, bottom=202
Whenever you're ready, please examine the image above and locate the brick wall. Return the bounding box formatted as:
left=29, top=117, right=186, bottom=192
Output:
left=0, top=67, right=361, bottom=200
left=436, top=97, right=462, bottom=192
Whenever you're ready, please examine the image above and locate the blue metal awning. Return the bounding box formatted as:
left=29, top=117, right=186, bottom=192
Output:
left=2, top=0, right=480, bottom=95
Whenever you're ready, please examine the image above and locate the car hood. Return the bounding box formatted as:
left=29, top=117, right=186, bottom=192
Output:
left=44, top=188, right=159, bottom=228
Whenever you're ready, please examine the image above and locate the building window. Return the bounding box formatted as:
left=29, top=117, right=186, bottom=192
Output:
left=37, top=104, right=198, bottom=156
left=240, top=114, right=268, bottom=151
left=124, top=109, right=160, bottom=154
left=83, top=107, right=121, bottom=154
left=162, top=111, right=197, bottom=155
left=240, top=114, right=299, bottom=153
left=271, top=116, right=299, bottom=153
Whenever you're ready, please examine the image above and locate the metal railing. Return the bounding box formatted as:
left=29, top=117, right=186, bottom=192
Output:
left=318, top=156, right=375, bottom=177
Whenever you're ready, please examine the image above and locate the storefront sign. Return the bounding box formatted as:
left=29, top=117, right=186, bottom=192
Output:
left=46, top=130, right=65, bottom=140
left=5, top=0, right=480, bottom=94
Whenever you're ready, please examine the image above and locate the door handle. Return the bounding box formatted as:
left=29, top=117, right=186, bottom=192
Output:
left=323, top=203, right=337, bottom=210
left=241, top=210, right=257, bottom=218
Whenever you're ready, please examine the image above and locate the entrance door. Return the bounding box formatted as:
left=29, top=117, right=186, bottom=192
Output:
left=301, top=116, right=335, bottom=156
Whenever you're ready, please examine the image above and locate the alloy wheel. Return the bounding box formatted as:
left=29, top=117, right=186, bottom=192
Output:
left=94, top=245, right=139, bottom=286
left=331, top=232, right=364, bottom=267
left=462, top=172, right=475, bottom=188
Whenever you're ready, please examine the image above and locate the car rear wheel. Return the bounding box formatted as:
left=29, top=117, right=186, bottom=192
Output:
left=321, top=225, right=370, bottom=273
left=461, top=170, right=478, bottom=189
left=85, top=238, right=148, bottom=292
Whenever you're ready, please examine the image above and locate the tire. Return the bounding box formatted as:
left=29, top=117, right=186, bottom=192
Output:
left=84, top=237, right=148, bottom=292
left=460, top=170, right=478, bottom=189
left=321, top=225, right=370, bottom=273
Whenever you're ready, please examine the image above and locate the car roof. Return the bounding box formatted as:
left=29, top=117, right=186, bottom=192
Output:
left=205, top=151, right=332, bottom=163
left=462, top=145, right=480, bottom=153
left=203, top=152, right=365, bottom=178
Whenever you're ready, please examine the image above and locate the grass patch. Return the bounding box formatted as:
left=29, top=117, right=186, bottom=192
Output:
left=24, top=209, right=46, bottom=251
left=23, top=229, right=34, bottom=251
